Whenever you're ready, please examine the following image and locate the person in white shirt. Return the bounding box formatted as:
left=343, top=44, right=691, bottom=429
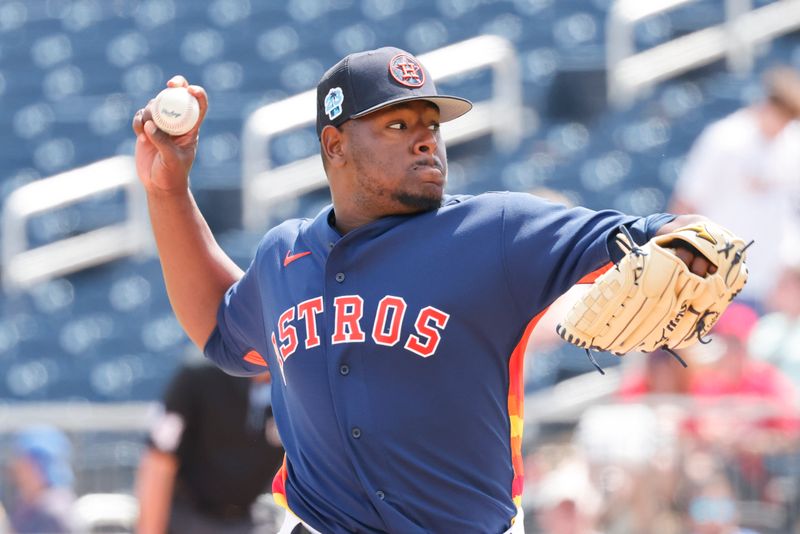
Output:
left=670, top=67, right=800, bottom=304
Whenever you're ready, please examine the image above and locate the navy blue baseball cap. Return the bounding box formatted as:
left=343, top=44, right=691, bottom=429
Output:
left=316, top=47, right=473, bottom=137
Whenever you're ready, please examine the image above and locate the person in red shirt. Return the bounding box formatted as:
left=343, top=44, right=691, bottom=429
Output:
left=689, top=303, right=798, bottom=416
left=688, top=303, right=800, bottom=505
left=618, top=347, right=694, bottom=400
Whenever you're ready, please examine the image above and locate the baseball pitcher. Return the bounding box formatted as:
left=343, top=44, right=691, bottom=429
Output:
left=132, top=47, right=748, bottom=534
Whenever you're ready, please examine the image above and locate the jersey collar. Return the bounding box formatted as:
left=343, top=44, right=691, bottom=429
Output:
left=309, top=195, right=466, bottom=247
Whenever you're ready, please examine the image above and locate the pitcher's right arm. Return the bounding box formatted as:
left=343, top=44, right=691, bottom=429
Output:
left=132, top=76, right=243, bottom=348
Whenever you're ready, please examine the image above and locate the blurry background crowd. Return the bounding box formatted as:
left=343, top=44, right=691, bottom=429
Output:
left=3, top=0, right=800, bottom=532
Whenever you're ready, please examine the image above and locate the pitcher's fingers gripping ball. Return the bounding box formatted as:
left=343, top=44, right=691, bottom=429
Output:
left=556, top=222, right=752, bottom=368
left=151, top=87, right=200, bottom=136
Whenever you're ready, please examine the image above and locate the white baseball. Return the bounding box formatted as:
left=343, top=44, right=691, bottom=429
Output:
left=151, top=87, right=200, bottom=136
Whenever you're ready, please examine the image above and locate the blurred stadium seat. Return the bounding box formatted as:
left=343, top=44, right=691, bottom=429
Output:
left=0, top=0, right=798, bottom=397
left=0, top=5, right=792, bottom=370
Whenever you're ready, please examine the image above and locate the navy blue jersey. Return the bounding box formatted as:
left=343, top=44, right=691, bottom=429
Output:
left=205, top=192, right=673, bottom=533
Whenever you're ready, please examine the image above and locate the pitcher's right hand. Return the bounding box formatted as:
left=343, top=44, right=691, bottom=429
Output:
left=132, top=75, right=208, bottom=195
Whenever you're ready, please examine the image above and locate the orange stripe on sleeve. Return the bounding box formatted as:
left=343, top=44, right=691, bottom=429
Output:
left=577, top=261, right=613, bottom=284
left=507, top=307, right=548, bottom=505
left=272, top=455, right=289, bottom=510
left=243, top=350, right=268, bottom=367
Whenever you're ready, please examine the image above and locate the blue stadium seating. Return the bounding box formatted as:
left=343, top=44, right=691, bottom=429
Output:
left=1, top=0, right=799, bottom=400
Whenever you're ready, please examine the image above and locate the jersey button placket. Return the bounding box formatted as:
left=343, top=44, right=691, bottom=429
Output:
left=375, top=490, right=385, bottom=500
left=335, top=272, right=345, bottom=283
left=339, top=364, right=350, bottom=376
left=351, top=427, right=362, bottom=439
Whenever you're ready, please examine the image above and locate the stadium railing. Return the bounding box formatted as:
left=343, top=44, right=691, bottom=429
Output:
left=607, top=0, right=800, bottom=107
left=1, top=156, right=150, bottom=293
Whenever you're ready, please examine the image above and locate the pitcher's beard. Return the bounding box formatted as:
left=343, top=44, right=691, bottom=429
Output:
left=393, top=190, right=443, bottom=212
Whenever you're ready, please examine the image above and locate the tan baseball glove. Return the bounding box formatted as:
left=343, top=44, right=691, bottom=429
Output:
left=556, top=222, right=751, bottom=371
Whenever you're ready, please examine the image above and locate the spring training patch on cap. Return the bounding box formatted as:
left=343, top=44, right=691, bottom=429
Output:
left=325, top=87, right=344, bottom=120
left=389, top=53, right=425, bottom=88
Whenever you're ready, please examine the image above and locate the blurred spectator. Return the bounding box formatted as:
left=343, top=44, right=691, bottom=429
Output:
left=670, top=66, right=800, bottom=304
left=618, top=348, right=693, bottom=400
left=687, top=303, right=800, bottom=507
left=0, top=503, right=8, bottom=534
left=6, top=426, right=75, bottom=534
left=136, top=359, right=284, bottom=534
left=749, top=264, right=800, bottom=386
left=684, top=472, right=759, bottom=534
left=690, top=303, right=798, bottom=417
left=530, top=458, right=602, bottom=534
left=763, top=264, right=800, bottom=317
left=574, top=403, right=684, bottom=534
